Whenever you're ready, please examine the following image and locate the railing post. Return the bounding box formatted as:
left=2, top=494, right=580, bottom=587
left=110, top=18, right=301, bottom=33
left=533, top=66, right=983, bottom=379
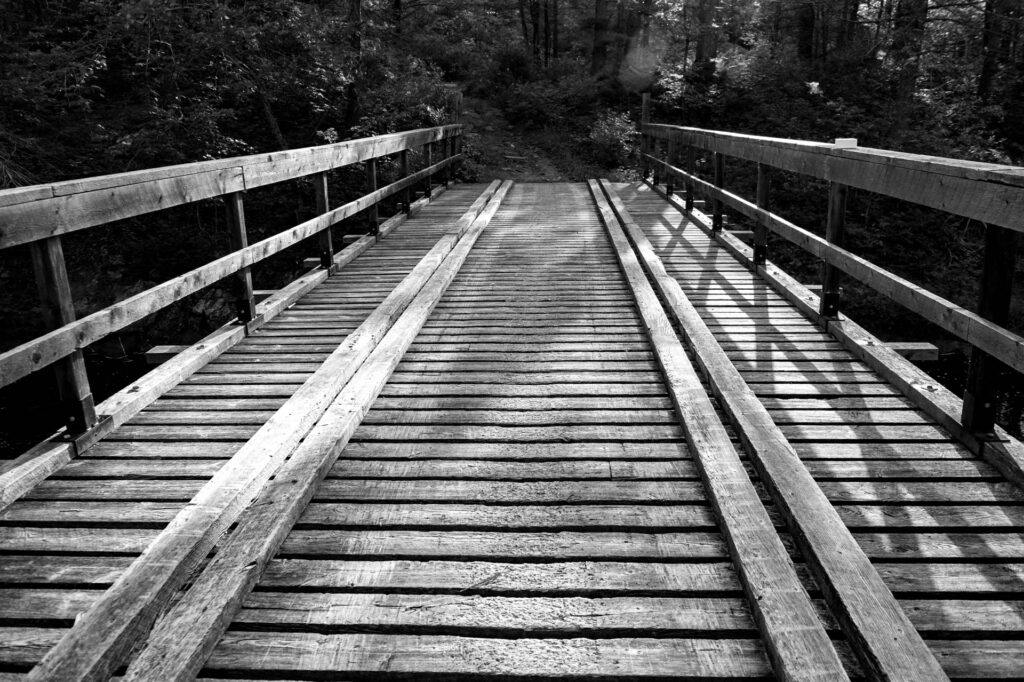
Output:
left=712, top=152, right=724, bottom=231
left=314, top=172, right=333, bottom=271
left=225, top=192, right=257, bottom=324
left=366, top=158, right=379, bottom=238
left=400, top=149, right=411, bottom=213
left=442, top=137, right=451, bottom=187
left=665, top=139, right=677, bottom=196
left=29, top=236, right=98, bottom=435
left=640, top=92, right=651, bottom=180
left=685, top=146, right=695, bottom=211
left=754, top=163, right=769, bottom=266
left=819, top=181, right=848, bottom=318
left=423, top=142, right=433, bottom=199
left=962, top=225, right=1018, bottom=434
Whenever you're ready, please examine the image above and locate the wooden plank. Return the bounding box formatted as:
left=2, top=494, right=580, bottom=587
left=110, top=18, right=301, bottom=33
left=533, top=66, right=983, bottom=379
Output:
left=0, top=125, right=461, bottom=249
left=234, top=593, right=756, bottom=634
left=599, top=179, right=947, bottom=680
left=259, top=559, right=741, bottom=594
left=588, top=180, right=846, bottom=680
left=203, top=633, right=771, bottom=678
left=644, top=123, right=1024, bottom=231
left=28, top=236, right=97, bottom=434
left=120, top=181, right=514, bottom=681
left=26, top=181, right=505, bottom=682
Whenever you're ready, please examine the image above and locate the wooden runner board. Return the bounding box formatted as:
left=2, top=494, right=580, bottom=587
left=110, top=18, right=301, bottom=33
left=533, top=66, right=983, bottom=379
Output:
left=588, top=181, right=847, bottom=679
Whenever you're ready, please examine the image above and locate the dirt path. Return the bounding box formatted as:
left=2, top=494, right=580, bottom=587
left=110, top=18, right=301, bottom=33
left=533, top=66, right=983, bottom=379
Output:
left=460, top=96, right=566, bottom=182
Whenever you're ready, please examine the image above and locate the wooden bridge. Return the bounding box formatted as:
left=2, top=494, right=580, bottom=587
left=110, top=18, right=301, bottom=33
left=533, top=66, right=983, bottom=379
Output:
left=1, top=121, right=1024, bottom=681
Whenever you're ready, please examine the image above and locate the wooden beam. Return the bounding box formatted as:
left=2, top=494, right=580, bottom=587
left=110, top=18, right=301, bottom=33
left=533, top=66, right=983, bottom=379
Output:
left=225, top=192, right=256, bottom=323
left=712, top=152, right=724, bottom=231
left=645, top=153, right=1024, bottom=378
left=600, top=179, right=947, bottom=681
left=754, top=163, right=768, bottom=265
left=400, top=149, right=411, bottom=212
left=0, top=156, right=459, bottom=390
left=24, top=180, right=504, bottom=682
left=28, top=236, right=97, bottom=434
left=314, top=171, right=333, bottom=271
left=962, top=225, right=1019, bottom=434
left=588, top=180, right=847, bottom=681
left=887, top=341, right=939, bottom=362
left=119, top=181, right=513, bottom=682
left=0, top=125, right=461, bottom=250
left=366, top=158, right=379, bottom=237
left=819, top=181, right=848, bottom=318
left=643, top=123, right=1024, bottom=233
left=144, top=345, right=189, bottom=365
left=424, top=142, right=433, bottom=199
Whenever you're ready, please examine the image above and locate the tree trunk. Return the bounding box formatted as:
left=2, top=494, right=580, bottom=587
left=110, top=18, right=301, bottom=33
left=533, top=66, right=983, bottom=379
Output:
left=518, top=0, right=530, bottom=48
left=693, top=0, right=718, bottom=78
left=256, top=90, right=289, bottom=150
left=889, top=0, right=927, bottom=139
left=344, top=0, right=363, bottom=131
left=591, top=0, right=610, bottom=76
left=553, top=0, right=559, bottom=59
left=529, top=1, right=541, bottom=61
left=980, top=0, right=1012, bottom=101
left=543, top=0, right=550, bottom=65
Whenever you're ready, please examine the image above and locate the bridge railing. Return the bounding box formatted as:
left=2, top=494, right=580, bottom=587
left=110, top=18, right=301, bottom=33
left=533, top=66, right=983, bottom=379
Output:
left=640, top=123, right=1023, bottom=437
left=0, top=124, right=463, bottom=437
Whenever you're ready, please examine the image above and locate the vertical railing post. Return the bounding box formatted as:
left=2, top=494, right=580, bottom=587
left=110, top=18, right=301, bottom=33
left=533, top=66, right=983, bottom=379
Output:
left=423, top=142, right=433, bottom=200
left=226, top=192, right=257, bottom=324
left=29, top=236, right=97, bottom=435
left=665, top=139, right=677, bottom=196
left=652, top=138, right=662, bottom=186
left=754, top=163, right=769, bottom=266
left=640, top=92, right=651, bottom=180
left=818, top=181, right=848, bottom=318
left=712, top=152, right=724, bottom=231
left=314, top=172, right=333, bottom=272
left=962, top=225, right=1018, bottom=434
left=400, top=149, right=411, bottom=213
left=685, top=146, right=695, bottom=211
left=442, top=136, right=451, bottom=187
left=366, top=157, right=379, bottom=238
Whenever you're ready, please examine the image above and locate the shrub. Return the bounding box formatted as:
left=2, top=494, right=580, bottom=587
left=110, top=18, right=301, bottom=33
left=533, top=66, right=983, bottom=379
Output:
left=587, top=109, right=638, bottom=168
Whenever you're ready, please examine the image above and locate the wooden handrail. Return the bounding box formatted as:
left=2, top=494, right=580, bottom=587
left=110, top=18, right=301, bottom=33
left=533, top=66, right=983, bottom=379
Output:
left=641, top=122, right=1021, bottom=436
left=0, top=125, right=461, bottom=249
left=644, top=124, right=1024, bottom=231
left=0, top=123, right=463, bottom=434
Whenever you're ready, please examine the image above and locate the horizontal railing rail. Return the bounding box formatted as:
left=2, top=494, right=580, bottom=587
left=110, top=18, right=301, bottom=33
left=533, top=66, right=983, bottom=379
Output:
left=0, top=123, right=463, bottom=437
left=640, top=122, right=1022, bottom=438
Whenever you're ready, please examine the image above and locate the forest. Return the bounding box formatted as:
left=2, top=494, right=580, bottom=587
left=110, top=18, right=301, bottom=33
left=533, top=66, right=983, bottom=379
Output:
left=1, top=0, right=1023, bottom=452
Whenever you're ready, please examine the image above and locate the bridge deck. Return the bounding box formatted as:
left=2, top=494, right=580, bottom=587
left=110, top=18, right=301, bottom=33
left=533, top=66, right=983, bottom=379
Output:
left=1, top=182, right=1023, bottom=679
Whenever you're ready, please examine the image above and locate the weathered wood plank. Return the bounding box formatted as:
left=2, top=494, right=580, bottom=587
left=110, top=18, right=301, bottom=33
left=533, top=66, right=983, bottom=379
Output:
left=203, top=633, right=772, bottom=678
